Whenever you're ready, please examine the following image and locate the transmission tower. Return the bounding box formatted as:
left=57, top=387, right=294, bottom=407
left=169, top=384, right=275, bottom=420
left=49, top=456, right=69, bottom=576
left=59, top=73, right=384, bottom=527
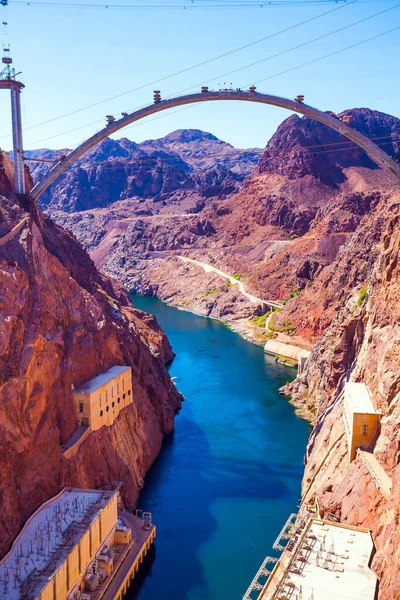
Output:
left=0, top=1, right=25, bottom=195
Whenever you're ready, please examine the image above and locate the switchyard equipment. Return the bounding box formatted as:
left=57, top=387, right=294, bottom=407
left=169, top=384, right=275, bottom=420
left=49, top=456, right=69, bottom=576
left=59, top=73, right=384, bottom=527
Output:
left=244, top=515, right=378, bottom=600
left=0, top=487, right=156, bottom=600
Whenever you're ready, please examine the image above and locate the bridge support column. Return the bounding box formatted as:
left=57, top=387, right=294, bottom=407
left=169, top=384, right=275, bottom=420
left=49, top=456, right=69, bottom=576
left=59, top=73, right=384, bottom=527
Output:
left=10, top=84, right=25, bottom=194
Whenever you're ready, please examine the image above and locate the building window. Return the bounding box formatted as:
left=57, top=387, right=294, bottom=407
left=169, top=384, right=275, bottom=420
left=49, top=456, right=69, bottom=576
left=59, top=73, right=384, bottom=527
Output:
left=128, top=390, right=131, bottom=396
left=79, top=403, right=84, bottom=413
left=117, top=397, right=120, bottom=404
left=112, top=401, right=115, bottom=408
left=106, top=406, right=109, bottom=412
left=100, top=410, right=103, bottom=417
left=362, top=424, right=368, bottom=435
left=123, top=393, right=126, bottom=400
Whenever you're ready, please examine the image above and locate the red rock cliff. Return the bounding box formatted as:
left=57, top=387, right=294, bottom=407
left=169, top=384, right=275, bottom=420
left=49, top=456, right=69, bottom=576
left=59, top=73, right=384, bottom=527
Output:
left=0, top=172, right=182, bottom=557
left=286, top=193, right=400, bottom=599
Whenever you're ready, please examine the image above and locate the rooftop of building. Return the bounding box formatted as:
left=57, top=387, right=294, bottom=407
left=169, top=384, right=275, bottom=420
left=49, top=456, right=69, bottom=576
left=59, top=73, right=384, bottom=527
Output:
left=73, top=365, right=131, bottom=395
left=344, top=382, right=378, bottom=415
left=259, top=519, right=377, bottom=600
left=0, top=488, right=117, bottom=600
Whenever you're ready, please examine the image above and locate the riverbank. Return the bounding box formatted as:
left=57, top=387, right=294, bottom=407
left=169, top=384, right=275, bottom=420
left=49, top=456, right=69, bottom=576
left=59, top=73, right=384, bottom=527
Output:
left=140, top=291, right=270, bottom=347
left=132, top=289, right=317, bottom=432
left=133, top=254, right=312, bottom=352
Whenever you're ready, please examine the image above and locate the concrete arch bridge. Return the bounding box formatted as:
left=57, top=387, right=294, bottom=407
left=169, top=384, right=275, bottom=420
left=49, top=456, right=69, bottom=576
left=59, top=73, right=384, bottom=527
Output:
left=30, top=90, right=400, bottom=199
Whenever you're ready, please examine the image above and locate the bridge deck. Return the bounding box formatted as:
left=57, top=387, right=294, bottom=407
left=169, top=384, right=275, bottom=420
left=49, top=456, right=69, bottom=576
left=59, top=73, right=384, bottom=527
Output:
left=31, top=90, right=400, bottom=200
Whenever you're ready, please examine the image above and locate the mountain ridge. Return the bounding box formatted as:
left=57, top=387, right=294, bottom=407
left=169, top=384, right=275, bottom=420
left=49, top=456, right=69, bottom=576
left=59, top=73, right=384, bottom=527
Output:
left=43, top=107, right=400, bottom=346
left=26, top=129, right=261, bottom=213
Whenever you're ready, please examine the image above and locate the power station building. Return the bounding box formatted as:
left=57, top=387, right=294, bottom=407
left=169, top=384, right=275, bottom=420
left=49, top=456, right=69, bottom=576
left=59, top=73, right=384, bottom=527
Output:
left=72, top=366, right=133, bottom=431
left=0, top=487, right=155, bottom=600
left=0, top=488, right=120, bottom=599
left=343, top=382, right=380, bottom=462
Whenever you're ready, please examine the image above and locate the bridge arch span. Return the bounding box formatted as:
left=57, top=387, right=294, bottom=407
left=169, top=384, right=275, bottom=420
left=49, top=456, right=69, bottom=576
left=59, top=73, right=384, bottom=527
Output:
left=30, top=90, right=400, bottom=199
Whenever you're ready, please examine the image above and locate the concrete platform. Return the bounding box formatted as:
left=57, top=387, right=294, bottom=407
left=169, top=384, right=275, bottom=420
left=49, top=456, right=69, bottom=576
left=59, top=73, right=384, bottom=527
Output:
left=95, top=511, right=156, bottom=600
left=358, top=450, right=392, bottom=497
left=62, top=424, right=91, bottom=459
left=257, top=519, right=377, bottom=600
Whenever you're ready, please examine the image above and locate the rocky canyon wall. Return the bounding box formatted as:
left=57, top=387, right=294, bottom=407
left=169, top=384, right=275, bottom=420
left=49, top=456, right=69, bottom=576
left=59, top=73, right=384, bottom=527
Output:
left=286, top=193, right=400, bottom=599
left=0, top=160, right=181, bottom=557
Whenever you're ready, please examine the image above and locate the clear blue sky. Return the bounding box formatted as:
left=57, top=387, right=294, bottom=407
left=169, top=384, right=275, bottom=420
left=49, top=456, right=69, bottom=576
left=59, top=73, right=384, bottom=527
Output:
left=0, top=0, right=399, bottom=151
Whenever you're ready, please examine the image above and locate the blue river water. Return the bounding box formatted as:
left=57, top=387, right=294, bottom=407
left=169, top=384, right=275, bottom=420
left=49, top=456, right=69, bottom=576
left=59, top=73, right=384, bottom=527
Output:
left=127, top=296, right=309, bottom=600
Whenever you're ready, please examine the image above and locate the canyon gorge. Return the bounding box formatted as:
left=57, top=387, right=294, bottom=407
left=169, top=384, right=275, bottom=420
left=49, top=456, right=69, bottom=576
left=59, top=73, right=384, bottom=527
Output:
left=0, top=151, right=181, bottom=557
left=2, top=104, right=400, bottom=598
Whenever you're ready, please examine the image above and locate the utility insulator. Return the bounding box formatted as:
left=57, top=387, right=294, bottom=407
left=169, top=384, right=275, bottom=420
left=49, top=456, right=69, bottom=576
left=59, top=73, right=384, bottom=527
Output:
left=294, top=95, right=305, bottom=104
left=201, top=86, right=209, bottom=93
left=106, top=115, right=115, bottom=126
left=153, top=90, right=161, bottom=104
left=121, top=111, right=128, bottom=117
left=248, top=85, right=257, bottom=93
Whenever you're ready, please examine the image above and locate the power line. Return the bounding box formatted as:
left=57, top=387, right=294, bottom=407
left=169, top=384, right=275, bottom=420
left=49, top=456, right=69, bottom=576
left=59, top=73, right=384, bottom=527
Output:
left=4, top=0, right=356, bottom=138
left=249, top=24, right=400, bottom=86
left=7, top=0, right=399, bottom=8
left=25, top=117, right=107, bottom=146
left=7, top=0, right=363, bottom=10
left=23, top=134, right=400, bottom=167
left=18, top=20, right=400, bottom=149
left=159, top=1, right=399, bottom=101
left=25, top=0, right=398, bottom=148
left=25, top=103, right=200, bottom=147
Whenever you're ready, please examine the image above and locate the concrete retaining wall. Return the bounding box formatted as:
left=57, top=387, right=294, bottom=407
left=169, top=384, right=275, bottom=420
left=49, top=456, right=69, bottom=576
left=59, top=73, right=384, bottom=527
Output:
left=264, top=340, right=311, bottom=365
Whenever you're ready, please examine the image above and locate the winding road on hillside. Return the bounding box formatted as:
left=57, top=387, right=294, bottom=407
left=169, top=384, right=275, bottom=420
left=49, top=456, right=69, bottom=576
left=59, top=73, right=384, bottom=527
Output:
left=162, top=253, right=283, bottom=309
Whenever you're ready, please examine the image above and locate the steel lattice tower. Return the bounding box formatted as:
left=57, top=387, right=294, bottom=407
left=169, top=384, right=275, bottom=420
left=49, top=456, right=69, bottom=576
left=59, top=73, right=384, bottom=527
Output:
left=0, top=4, right=25, bottom=195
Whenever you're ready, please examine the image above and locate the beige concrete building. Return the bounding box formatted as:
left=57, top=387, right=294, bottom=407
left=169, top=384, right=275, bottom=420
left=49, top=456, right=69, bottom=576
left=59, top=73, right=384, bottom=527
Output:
left=0, top=487, right=155, bottom=600
left=72, top=366, right=132, bottom=431
left=343, top=382, right=380, bottom=462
